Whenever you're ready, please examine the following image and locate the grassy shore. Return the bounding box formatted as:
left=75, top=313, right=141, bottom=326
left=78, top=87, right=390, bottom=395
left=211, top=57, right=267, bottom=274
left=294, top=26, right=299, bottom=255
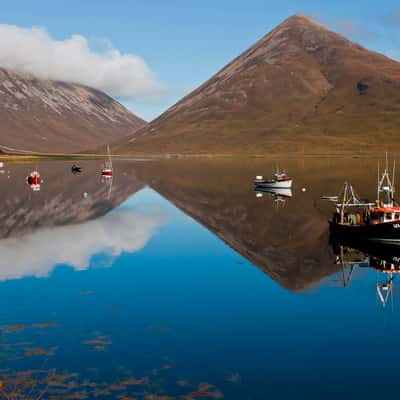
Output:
left=1, top=151, right=399, bottom=162
left=0, top=153, right=103, bottom=162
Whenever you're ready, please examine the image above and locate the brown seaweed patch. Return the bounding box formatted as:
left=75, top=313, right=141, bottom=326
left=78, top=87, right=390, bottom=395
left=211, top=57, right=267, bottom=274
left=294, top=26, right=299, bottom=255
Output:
left=225, top=372, right=241, bottom=383
left=120, top=376, right=149, bottom=385
left=185, top=383, right=223, bottom=399
left=145, top=394, right=175, bottom=400
left=177, top=379, right=191, bottom=387
left=84, top=335, right=112, bottom=352
left=32, top=322, right=59, bottom=329
left=25, top=347, right=55, bottom=357
left=1, top=324, right=27, bottom=333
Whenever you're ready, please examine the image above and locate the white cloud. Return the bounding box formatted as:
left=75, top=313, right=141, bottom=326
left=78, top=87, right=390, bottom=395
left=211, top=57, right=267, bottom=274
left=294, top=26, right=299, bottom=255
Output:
left=386, top=49, right=400, bottom=61
left=0, top=207, right=166, bottom=281
left=0, top=24, right=163, bottom=98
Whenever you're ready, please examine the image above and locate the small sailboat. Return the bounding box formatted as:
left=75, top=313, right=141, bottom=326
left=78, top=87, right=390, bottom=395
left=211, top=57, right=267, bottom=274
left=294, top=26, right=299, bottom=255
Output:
left=254, top=168, right=292, bottom=189
left=26, top=169, right=42, bottom=191
left=101, top=145, right=113, bottom=177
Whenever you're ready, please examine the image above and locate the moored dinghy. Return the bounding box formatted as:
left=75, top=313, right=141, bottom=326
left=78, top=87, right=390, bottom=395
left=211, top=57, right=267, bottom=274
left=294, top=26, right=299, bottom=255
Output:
left=26, top=169, right=42, bottom=191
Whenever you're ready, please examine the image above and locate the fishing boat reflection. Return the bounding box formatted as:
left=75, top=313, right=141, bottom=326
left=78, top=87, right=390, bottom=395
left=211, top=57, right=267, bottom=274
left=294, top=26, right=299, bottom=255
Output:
left=331, top=237, right=400, bottom=307
left=255, top=187, right=292, bottom=208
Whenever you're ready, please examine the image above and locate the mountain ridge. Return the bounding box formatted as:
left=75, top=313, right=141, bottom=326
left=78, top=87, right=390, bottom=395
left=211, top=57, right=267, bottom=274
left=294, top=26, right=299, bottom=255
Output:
left=0, top=67, right=146, bottom=153
left=114, top=14, right=400, bottom=155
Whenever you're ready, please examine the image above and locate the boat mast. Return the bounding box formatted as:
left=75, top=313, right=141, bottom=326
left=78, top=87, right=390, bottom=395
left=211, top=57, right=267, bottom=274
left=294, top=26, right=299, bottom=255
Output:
left=377, top=153, right=395, bottom=207
left=107, top=145, right=113, bottom=170
left=340, top=182, right=349, bottom=223
left=377, top=161, right=380, bottom=204
left=393, top=160, right=396, bottom=200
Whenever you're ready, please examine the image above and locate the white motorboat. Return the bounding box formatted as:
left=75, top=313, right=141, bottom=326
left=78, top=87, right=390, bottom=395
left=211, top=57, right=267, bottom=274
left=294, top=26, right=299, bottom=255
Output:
left=254, top=170, right=292, bottom=189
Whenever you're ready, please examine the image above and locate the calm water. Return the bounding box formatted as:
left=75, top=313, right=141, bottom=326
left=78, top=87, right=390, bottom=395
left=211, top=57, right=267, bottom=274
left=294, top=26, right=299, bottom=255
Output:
left=0, top=158, right=399, bottom=399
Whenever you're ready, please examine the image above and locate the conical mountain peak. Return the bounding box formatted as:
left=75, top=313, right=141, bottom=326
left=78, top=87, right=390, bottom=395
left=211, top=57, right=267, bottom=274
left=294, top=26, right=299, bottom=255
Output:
left=115, top=14, right=400, bottom=156
left=283, top=13, right=327, bottom=29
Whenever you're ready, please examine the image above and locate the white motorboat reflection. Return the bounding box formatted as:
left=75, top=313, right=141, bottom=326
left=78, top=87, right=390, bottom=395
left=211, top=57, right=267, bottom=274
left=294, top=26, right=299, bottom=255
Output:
left=255, top=187, right=292, bottom=207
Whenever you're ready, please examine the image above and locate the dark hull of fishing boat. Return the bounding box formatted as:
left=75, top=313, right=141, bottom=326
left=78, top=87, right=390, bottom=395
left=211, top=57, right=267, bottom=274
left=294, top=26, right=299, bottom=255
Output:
left=329, top=221, right=400, bottom=244
left=329, top=235, right=400, bottom=272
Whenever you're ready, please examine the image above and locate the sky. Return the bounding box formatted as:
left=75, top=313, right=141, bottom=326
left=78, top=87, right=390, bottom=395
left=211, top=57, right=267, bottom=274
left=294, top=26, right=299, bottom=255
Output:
left=0, top=0, right=399, bottom=120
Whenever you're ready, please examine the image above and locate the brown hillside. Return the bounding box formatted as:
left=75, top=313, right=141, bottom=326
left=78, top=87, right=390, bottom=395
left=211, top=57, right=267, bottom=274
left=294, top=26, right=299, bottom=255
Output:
left=0, top=68, right=146, bottom=153
left=115, top=14, right=400, bottom=155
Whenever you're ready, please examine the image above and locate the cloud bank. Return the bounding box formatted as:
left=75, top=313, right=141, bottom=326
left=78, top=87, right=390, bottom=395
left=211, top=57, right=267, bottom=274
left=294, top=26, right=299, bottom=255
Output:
left=387, top=49, right=400, bottom=61
left=0, top=207, right=165, bottom=281
left=0, top=24, right=163, bottom=98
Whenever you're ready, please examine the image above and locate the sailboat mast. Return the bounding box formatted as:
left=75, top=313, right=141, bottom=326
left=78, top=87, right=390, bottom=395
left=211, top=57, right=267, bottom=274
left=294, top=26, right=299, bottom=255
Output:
left=107, top=145, right=113, bottom=169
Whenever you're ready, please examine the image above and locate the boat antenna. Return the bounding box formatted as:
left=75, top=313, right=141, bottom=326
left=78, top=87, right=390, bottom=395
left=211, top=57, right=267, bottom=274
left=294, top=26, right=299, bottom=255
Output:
left=393, top=159, right=396, bottom=196
left=385, top=151, right=389, bottom=181
left=377, top=161, right=380, bottom=204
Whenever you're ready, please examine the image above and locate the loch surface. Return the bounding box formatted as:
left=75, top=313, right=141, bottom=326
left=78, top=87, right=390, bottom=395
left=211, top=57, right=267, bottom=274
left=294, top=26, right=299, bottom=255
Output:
left=0, top=158, right=399, bottom=399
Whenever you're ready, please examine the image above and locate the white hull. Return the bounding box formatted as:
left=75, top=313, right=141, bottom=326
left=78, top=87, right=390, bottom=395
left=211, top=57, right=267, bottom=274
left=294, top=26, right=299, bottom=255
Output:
left=255, top=179, right=292, bottom=189
left=256, top=188, right=293, bottom=198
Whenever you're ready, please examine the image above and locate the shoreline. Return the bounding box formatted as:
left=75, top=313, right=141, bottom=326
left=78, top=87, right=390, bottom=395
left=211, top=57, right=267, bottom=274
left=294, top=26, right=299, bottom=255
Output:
left=1, top=152, right=398, bottom=162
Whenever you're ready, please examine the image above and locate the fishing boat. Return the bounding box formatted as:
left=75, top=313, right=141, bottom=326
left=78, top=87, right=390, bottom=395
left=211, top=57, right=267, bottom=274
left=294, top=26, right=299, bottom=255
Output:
left=254, top=168, right=292, bottom=189
left=26, top=169, right=41, bottom=191
left=327, top=155, right=400, bottom=244
left=101, top=145, right=113, bottom=177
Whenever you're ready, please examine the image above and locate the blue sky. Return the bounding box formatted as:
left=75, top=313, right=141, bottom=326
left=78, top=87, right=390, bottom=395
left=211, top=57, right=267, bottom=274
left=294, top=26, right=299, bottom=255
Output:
left=1, top=0, right=400, bottom=120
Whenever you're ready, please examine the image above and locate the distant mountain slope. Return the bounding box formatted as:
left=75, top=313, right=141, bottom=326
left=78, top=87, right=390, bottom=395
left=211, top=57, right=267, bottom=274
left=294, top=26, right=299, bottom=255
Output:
left=115, top=14, right=400, bottom=155
left=0, top=67, right=146, bottom=153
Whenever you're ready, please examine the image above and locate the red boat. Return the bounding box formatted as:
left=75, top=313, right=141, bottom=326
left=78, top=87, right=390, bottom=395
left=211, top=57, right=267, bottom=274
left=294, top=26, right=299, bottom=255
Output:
left=26, top=170, right=41, bottom=191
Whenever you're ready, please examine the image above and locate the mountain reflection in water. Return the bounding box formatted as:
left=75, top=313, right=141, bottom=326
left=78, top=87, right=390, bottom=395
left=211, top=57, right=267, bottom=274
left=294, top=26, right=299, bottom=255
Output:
left=1, top=158, right=400, bottom=399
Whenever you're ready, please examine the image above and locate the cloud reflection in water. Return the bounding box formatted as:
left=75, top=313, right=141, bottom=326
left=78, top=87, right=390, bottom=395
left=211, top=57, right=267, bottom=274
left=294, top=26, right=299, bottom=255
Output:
left=0, top=206, right=165, bottom=281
